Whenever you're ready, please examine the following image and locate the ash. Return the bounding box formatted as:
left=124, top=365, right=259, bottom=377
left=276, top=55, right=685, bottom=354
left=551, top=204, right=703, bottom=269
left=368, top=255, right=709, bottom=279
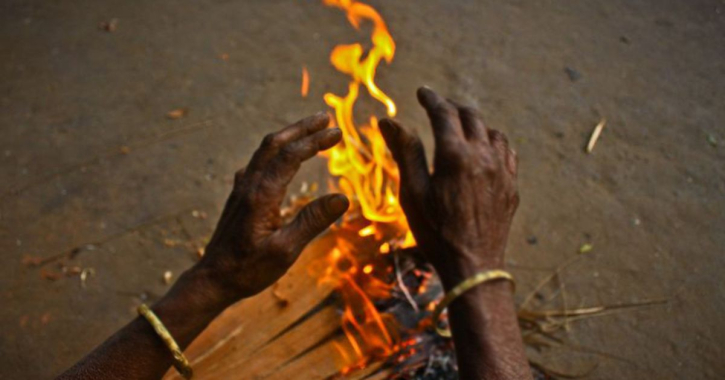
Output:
left=372, top=249, right=551, bottom=380
left=374, top=249, right=459, bottom=379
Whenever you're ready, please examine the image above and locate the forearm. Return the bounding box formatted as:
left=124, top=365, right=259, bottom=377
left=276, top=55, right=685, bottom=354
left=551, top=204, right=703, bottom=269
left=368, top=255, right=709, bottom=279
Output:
left=448, top=280, right=531, bottom=380
left=57, top=266, right=229, bottom=380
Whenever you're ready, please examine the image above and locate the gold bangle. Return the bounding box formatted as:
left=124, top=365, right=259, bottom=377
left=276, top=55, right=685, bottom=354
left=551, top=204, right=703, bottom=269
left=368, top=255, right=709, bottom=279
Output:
left=137, top=304, right=193, bottom=379
left=432, top=269, right=516, bottom=337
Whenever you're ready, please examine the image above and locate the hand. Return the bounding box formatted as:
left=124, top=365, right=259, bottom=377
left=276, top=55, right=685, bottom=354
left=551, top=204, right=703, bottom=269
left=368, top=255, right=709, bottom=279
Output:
left=380, top=87, right=519, bottom=289
left=196, top=112, right=349, bottom=305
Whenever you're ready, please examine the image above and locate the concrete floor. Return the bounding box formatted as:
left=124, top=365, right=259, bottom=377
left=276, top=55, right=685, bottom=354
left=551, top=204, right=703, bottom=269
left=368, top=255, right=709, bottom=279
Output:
left=1, top=0, right=724, bottom=379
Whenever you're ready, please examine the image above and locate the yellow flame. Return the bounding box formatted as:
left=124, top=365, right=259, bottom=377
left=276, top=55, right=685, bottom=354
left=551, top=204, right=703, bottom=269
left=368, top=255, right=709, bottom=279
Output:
left=314, top=0, right=417, bottom=374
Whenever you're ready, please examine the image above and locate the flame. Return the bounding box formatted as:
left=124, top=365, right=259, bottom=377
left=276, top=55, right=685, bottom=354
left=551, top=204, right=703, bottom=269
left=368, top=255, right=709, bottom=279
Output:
left=310, top=0, right=417, bottom=374
left=301, top=66, right=310, bottom=97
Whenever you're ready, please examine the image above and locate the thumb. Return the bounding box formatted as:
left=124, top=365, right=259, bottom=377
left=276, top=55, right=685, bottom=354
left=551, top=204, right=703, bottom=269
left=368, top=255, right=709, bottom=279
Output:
left=278, top=194, right=349, bottom=251
left=379, top=118, right=430, bottom=202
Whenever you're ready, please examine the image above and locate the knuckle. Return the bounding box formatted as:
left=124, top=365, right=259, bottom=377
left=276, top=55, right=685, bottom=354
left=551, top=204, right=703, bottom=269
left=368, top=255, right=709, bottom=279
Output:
left=435, top=103, right=458, bottom=119
left=490, top=129, right=510, bottom=146
left=238, top=187, right=258, bottom=205
left=303, top=204, right=326, bottom=226
left=460, top=106, right=479, bottom=119
left=401, top=133, right=423, bottom=152
left=278, top=145, right=301, bottom=165
left=261, top=132, right=283, bottom=150
left=510, top=191, right=520, bottom=212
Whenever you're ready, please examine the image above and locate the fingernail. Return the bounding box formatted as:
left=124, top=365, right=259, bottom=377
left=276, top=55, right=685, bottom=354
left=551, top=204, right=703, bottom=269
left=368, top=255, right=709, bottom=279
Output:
left=328, top=194, right=349, bottom=214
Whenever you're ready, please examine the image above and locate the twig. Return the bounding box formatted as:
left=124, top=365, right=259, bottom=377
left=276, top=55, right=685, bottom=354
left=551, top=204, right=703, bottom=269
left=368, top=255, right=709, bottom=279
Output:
left=520, top=255, right=583, bottom=310
left=519, top=298, right=668, bottom=319
left=557, top=271, right=570, bottom=331
left=393, top=251, right=419, bottom=312
left=586, top=118, right=606, bottom=153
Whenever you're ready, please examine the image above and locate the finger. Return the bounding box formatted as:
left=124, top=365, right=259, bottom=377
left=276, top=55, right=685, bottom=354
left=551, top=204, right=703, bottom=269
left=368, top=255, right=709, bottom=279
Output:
left=379, top=118, right=430, bottom=203
left=260, top=127, right=342, bottom=196
left=447, top=99, right=489, bottom=143
left=416, top=87, right=466, bottom=165
left=248, top=112, right=330, bottom=171
left=488, top=129, right=511, bottom=168
left=488, top=129, right=509, bottom=153
left=507, top=148, right=518, bottom=177
left=276, top=194, right=349, bottom=253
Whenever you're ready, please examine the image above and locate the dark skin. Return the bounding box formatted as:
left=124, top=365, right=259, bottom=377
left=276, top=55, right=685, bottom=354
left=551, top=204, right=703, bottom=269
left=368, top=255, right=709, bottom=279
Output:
left=380, top=87, right=530, bottom=380
left=58, top=87, right=530, bottom=380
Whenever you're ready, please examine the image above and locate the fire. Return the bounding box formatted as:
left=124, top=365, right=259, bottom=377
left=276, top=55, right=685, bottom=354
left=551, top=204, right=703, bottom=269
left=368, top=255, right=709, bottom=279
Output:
left=301, top=66, right=310, bottom=97
left=308, top=0, right=420, bottom=374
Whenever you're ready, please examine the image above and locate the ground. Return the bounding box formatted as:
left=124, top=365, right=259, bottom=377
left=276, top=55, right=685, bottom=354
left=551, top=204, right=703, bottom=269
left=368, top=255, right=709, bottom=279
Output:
left=1, top=0, right=724, bottom=379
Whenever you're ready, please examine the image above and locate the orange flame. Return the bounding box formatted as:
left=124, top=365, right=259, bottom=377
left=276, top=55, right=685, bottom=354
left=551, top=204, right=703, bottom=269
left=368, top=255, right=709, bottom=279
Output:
left=312, top=0, right=417, bottom=374
left=301, top=66, right=310, bottom=97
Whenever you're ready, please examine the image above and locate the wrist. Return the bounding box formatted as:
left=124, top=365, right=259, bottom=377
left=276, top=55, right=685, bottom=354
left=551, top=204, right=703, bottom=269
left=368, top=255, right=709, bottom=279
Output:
left=158, top=265, right=234, bottom=318
left=435, top=245, right=507, bottom=291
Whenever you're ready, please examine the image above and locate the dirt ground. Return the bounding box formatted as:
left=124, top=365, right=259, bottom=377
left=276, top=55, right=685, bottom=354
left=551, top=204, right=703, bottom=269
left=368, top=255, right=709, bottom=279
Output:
left=1, top=0, right=723, bottom=379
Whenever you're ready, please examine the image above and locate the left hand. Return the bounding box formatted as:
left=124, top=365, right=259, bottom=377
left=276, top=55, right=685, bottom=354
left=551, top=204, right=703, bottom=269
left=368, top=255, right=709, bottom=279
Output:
left=195, top=112, right=349, bottom=305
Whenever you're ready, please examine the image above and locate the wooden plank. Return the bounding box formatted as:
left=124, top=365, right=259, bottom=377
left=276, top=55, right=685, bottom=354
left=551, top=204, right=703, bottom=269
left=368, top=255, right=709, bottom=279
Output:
left=206, top=305, right=340, bottom=379
left=164, top=234, right=340, bottom=379
left=264, top=340, right=344, bottom=380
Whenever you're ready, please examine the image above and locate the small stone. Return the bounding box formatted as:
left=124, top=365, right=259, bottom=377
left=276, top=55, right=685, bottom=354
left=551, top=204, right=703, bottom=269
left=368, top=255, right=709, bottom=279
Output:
left=163, top=271, right=173, bottom=285
left=564, top=67, right=581, bottom=82
left=526, top=236, right=538, bottom=245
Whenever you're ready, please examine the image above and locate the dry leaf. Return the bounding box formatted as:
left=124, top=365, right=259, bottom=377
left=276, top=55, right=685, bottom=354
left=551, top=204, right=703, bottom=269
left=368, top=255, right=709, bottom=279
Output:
left=40, top=269, right=62, bottom=281
left=98, top=19, right=118, bottom=32
left=22, top=255, right=42, bottom=266
left=166, top=108, right=189, bottom=120
left=579, top=243, right=593, bottom=254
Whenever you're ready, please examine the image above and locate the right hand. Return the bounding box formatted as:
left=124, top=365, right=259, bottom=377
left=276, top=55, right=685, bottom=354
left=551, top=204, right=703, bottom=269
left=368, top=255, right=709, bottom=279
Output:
left=196, top=113, right=349, bottom=305
left=380, top=87, right=519, bottom=289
